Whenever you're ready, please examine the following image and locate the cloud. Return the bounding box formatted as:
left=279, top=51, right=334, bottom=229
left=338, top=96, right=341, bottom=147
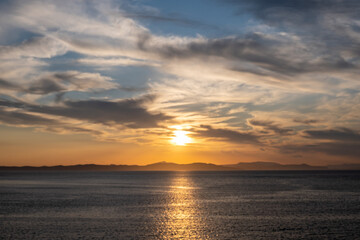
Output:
left=0, top=0, right=359, bottom=162
left=43, top=125, right=103, bottom=136
left=115, top=0, right=216, bottom=31
left=249, top=119, right=293, bottom=135
left=195, top=125, right=260, bottom=144
left=280, top=142, right=360, bottom=159
left=0, top=36, right=68, bottom=59
left=293, top=119, right=319, bottom=125
left=0, top=71, right=118, bottom=95
left=222, top=0, right=360, bottom=59
left=1, top=0, right=358, bottom=84
left=0, top=79, right=20, bottom=90
left=122, top=12, right=222, bottom=31
left=118, top=86, right=149, bottom=92
left=0, top=107, right=104, bottom=136
left=54, top=92, right=66, bottom=103
left=28, top=71, right=117, bottom=94
left=0, top=95, right=172, bottom=128
left=304, top=128, right=360, bottom=142
left=0, top=107, right=58, bottom=126
left=138, top=33, right=356, bottom=78
left=77, top=57, right=161, bottom=68
left=225, top=0, right=360, bottom=27
left=278, top=127, right=360, bottom=159
left=2, top=0, right=356, bottom=85
left=27, top=78, right=66, bottom=94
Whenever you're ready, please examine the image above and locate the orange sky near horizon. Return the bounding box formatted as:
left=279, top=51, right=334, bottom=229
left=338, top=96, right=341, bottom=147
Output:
left=0, top=125, right=350, bottom=167
left=0, top=1, right=359, bottom=167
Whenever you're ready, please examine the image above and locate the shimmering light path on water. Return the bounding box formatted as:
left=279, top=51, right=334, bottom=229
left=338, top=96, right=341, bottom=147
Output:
left=157, top=173, right=209, bottom=239
left=1, top=171, right=359, bottom=239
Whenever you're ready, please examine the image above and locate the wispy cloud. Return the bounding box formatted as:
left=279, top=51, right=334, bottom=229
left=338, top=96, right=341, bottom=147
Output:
left=249, top=119, right=294, bottom=136
left=0, top=71, right=117, bottom=95
left=304, top=128, right=360, bottom=142
left=195, top=125, right=261, bottom=145
left=0, top=0, right=359, bottom=163
left=0, top=95, right=171, bottom=129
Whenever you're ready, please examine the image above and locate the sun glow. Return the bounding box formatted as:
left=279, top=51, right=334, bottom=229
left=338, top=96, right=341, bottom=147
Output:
left=171, top=130, right=192, bottom=146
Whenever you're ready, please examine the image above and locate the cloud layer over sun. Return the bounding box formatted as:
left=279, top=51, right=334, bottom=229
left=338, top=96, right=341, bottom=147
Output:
left=0, top=0, right=360, bottom=165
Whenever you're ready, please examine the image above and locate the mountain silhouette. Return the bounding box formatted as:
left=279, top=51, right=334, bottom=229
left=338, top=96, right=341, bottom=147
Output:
left=1, top=161, right=359, bottom=171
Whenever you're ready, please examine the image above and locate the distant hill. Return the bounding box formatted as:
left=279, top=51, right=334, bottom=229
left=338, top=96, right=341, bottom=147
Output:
left=0, top=162, right=234, bottom=171
left=0, top=161, right=359, bottom=171
left=226, top=162, right=328, bottom=170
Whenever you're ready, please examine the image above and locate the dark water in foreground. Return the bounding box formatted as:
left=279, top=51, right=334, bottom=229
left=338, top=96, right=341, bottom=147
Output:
left=0, top=171, right=359, bottom=239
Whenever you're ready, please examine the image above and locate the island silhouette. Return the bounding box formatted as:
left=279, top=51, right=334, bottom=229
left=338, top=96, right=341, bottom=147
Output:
left=1, top=161, right=359, bottom=171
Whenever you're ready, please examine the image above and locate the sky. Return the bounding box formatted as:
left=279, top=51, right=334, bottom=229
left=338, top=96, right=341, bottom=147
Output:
left=1, top=0, right=360, bottom=166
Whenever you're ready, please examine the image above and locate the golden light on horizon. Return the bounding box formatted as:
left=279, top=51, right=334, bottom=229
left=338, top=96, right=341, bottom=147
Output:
left=171, top=129, right=192, bottom=146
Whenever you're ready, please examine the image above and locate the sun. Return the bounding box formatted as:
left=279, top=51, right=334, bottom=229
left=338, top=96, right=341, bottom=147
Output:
left=171, top=130, right=192, bottom=146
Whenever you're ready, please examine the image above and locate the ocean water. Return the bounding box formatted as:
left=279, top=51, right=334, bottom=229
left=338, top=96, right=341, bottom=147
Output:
left=0, top=171, right=359, bottom=239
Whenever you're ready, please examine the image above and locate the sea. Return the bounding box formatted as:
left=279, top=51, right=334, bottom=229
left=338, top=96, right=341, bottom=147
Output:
left=0, top=171, right=359, bottom=239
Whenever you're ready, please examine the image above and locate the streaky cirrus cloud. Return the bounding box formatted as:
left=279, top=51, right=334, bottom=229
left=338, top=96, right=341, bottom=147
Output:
left=0, top=94, right=172, bottom=129
left=195, top=125, right=261, bottom=145
left=304, top=128, right=360, bottom=142
left=280, top=142, right=360, bottom=158
left=0, top=0, right=359, bottom=164
left=249, top=119, right=294, bottom=136
left=0, top=71, right=118, bottom=95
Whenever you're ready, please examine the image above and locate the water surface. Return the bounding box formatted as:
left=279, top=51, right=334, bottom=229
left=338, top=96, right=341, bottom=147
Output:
left=1, top=171, right=359, bottom=239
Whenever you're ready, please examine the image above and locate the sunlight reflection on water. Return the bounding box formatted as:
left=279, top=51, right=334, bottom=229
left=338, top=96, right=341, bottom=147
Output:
left=156, top=172, right=210, bottom=239
left=1, top=171, right=359, bottom=239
